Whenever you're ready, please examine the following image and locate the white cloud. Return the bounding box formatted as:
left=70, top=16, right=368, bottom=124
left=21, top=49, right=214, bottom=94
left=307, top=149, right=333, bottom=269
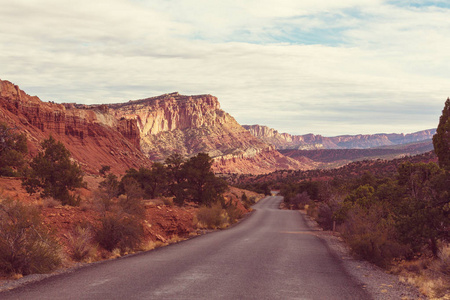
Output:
left=0, top=0, right=448, bottom=136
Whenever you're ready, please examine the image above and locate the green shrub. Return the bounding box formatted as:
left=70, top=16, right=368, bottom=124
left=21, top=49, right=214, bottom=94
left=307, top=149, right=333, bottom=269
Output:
left=241, top=193, right=256, bottom=209
left=0, top=123, right=28, bottom=177
left=118, top=194, right=145, bottom=219
left=225, top=203, right=243, bottom=224
left=95, top=213, right=144, bottom=253
left=0, top=199, right=61, bottom=275
left=306, top=201, right=318, bottom=219
left=340, top=205, right=407, bottom=267
left=22, top=136, right=85, bottom=206
left=194, top=202, right=228, bottom=229
left=316, top=203, right=334, bottom=230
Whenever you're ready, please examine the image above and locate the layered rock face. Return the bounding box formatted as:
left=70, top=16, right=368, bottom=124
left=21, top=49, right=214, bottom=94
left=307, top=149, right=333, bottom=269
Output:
left=106, top=93, right=309, bottom=173
left=0, top=80, right=308, bottom=174
left=244, top=124, right=436, bottom=150
left=0, top=80, right=149, bottom=174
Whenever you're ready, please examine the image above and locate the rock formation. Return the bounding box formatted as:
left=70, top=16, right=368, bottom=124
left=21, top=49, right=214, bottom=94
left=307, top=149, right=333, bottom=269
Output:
left=104, top=93, right=309, bottom=173
left=243, top=124, right=436, bottom=150
left=0, top=80, right=150, bottom=174
left=0, top=80, right=309, bottom=175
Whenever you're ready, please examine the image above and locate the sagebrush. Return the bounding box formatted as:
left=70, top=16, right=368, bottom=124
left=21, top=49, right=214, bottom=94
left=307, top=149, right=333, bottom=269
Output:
left=0, top=199, right=61, bottom=275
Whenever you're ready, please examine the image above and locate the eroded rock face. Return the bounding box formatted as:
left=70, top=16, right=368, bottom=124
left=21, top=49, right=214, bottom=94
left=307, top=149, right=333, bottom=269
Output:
left=106, top=93, right=309, bottom=173
left=243, top=124, right=436, bottom=150
left=0, top=80, right=149, bottom=174
left=0, top=80, right=309, bottom=174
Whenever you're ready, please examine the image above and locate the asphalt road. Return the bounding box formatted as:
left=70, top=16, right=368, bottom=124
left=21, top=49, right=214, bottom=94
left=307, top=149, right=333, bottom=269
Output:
left=0, top=196, right=370, bottom=299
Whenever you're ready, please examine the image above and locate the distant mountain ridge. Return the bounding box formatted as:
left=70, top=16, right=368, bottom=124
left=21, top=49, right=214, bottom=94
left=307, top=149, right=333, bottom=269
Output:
left=243, top=124, right=436, bottom=150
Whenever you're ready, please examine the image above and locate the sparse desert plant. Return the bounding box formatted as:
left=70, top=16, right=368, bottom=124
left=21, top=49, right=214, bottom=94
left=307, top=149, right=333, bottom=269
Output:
left=290, top=191, right=310, bottom=210
left=241, top=193, right=256, bottom=209
left=306, top=201, right=318, bottom=219
left=92, top=189, right=115, bottom=213
left=95, top=212, right=144, bottom=253
left=194, top=202, right=228, bottom=229
left=0, top=198, right=61, bottom=275
left=140, top=240, right=167, bottom=252
left=161, top=197, right=174, bottom=207
left=438, top=244, right=450, bottom=276
left=67, top=225, right=97, bottom=262
left=118, top=194, right=145, bottom=219
left=316, top=202, right=334, bottom=230
left=43, top=197, right=60, bottom=208
left=225, top=203, right=243, bottom=224
left=98, top=173, right=120, bottom=199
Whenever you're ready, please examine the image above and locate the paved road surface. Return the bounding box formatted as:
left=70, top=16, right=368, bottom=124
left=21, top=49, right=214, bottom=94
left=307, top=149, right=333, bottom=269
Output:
left=0, top=196, right=370, bottom=299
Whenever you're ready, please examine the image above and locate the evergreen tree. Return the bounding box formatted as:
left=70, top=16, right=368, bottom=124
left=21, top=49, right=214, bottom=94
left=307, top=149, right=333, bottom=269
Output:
left=433, top=98, right=450, bottom=170
left=22, top=136, right=84, bottom=205
left=165, top=153, right=187, bottom=205
left=395, top=162, right=449, bottom=256
left=183, top=153, right=227, bottom=206
left=0, top=123, right=28, bottom=176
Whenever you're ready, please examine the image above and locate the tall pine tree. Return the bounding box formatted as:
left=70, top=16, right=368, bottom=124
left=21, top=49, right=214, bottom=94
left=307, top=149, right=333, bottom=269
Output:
left=433, top=98, right=450, bottom=170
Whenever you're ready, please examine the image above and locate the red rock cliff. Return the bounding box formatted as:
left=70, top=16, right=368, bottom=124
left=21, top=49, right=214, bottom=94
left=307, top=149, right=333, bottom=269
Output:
left=0, top=80, right=310, bottom=175
left=0, top=80, right=149, bottom=174
left=106, top=92, right=310, bottom=173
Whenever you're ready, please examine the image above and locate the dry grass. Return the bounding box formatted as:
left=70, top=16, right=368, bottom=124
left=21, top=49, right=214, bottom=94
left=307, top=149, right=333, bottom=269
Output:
left=392, top=244, right=450, bottom=299
left=140, top=240, right=167, bottom=251
left=161, top=197, right=174, bottom=207
left=67, top=226, right=97, bottom=262
left=193, top=203, right=229, bottom=229
left=438, top=245, right=450, bottom=276
left=42, top=197, right=60, bottom=208
left=0, top=198, right=62, bottom=275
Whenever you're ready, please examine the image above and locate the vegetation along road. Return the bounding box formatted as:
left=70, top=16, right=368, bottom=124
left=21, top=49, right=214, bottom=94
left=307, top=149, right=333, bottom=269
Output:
left=0, top=196, right=370, bottom=299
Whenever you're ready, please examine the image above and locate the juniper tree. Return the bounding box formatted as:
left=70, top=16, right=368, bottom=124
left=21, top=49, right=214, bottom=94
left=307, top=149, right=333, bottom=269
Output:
left=22, top=136, right=84, bottom=206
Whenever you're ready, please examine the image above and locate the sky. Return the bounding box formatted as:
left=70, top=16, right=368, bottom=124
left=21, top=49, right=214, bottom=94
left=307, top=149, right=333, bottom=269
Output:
left=1, top=0, right=449, bottom=136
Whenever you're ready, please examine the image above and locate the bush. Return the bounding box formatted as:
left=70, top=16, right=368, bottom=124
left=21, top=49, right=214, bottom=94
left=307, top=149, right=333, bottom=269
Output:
left=22, top=136, right=85, bottom=206
left=306, top=201, right=318, bottom=219
left=316, top=203, right=334, bottom=230
left=438, top=244, right=450, bottom=276
left=161, top=197, right=174, bottom=207
left=67, top=226, right=96, bottom=262
left=241, top=193, right=256, bottom=209
left=340, top=205, right=407, bottom=267
left=0, top=123, right=28, bottom=177
left=118, top=194, right=145, bottom=219
left=194, top=202, right=228, bottom=229
left=225, top=203, right=243, bottom=224
left=95, top=213, right=144, bottom=253
left=290, top=192, right=310, bottom=210
left=0, top=199, right=61, bottom=275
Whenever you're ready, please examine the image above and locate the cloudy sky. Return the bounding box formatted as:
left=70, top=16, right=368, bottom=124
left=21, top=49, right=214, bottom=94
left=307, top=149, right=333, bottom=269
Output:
left=1, top=0, right=449, bottom=136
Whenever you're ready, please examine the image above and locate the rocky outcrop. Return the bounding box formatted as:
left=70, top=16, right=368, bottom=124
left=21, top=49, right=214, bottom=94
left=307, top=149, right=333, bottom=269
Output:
left=0, top=80, right=149, bottom=174
left=0, top=80, right=309, bottom=174
left=105, top=93, right=310, bottom=173
left=243, top=124, right=436, bottom=150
